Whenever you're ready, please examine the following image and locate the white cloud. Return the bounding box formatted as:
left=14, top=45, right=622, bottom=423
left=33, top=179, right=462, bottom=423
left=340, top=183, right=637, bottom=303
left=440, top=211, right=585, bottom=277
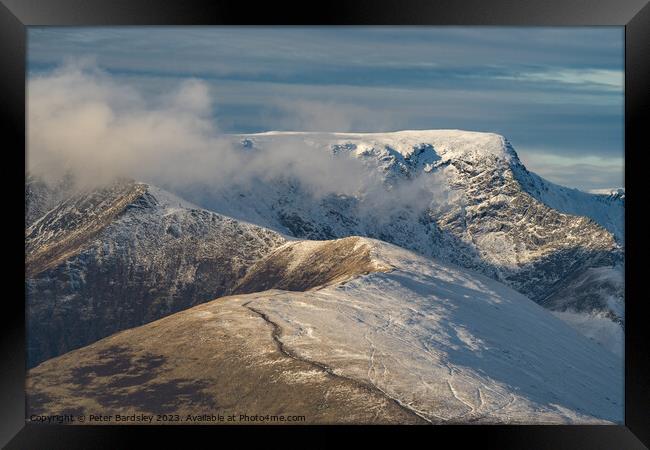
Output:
left=28, top=61, right=225, bottom=188
left=498, top=69, right=623, bottom=91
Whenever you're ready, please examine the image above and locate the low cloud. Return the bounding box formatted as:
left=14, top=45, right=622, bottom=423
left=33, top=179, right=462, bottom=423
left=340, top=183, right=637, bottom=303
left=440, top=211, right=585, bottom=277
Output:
left=27, top=62, right=446, bottom=217
left=28, top=60, right=224, bottom=188
left=28, top=62, right=356, bottom=193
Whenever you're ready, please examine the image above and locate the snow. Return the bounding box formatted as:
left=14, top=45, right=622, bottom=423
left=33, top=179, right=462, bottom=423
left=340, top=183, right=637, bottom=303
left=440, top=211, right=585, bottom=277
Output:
left=25, top=173, right=625, bottom=423
left=541, top=264, right=624, bottom=353
left=243, top=238, right=623, bottom=424
left=237, top=129, right=515, bottom=161
left=229, top=130, right=622, bottom=244
left=588, top=188, right=625, bottom=197
left=25, top=180, right=288, bottom=367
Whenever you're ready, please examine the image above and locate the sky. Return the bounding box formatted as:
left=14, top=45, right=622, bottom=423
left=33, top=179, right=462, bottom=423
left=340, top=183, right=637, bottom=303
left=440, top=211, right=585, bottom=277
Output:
left=27, top=27, right=624, bottom=191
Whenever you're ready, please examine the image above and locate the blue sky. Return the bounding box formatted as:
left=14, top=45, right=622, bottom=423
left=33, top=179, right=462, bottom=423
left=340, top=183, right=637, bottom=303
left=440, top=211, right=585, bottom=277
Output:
left=27, top=27, right=624, bottom=190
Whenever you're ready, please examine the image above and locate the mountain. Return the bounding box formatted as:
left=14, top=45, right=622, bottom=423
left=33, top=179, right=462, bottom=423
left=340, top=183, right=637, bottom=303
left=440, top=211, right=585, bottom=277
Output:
left=172, top=130, right=624, bottom=349
left=23, top=129, right=625, bottom=423
left=27, top=237, right=622, bottom=424
left=25, top=180, right=286, bottom=367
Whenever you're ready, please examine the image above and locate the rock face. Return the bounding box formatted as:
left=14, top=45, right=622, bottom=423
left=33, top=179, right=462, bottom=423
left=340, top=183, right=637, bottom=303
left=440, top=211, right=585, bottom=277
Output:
left=27, top=238, right=623, bottom=424
left=177, top=130, right=623, bottom=342
left=512, top=164, right=625, bottom=243
left=25, top=180, right=286, bottom=368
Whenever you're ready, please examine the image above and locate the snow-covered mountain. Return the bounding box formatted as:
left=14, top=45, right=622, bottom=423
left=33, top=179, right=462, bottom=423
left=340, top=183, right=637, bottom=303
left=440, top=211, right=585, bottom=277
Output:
left=27, top=237, right=622, bottom=424
left=25, top=180, right=286, bottom=367
left=169, top=130, right=623, bottom=349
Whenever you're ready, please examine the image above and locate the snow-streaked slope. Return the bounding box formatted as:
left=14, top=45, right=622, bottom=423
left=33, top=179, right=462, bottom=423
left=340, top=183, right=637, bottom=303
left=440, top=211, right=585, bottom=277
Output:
left=242, top=238, right=623, bottom=424
left=26, top=181, right=149, bottom=276
left=28, top=236, right=623, bottom=424
left=27, top=300, right=426, bottom=426
left=511, top=162, right=624, bottom=243
left=25, top=180, right=286, bottom=367
left=202, top=131, right=622, bottom=290
left=234, top=236, right=392, bottom=294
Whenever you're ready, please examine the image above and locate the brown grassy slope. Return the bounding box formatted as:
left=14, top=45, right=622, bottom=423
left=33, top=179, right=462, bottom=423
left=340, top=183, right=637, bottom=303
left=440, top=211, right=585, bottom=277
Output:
left=234, top=236, right=392, bottom=293
left=27, top=293, right=425, bottom=424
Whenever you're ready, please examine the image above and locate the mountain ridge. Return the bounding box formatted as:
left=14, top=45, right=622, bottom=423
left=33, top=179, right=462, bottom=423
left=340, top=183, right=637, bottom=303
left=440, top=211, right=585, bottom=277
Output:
left=24, top=129, right=625, bottom=363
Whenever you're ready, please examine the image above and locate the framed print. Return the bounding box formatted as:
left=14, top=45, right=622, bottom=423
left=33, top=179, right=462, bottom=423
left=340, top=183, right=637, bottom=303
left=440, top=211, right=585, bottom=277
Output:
left=2, top=0, right=649, bottom=447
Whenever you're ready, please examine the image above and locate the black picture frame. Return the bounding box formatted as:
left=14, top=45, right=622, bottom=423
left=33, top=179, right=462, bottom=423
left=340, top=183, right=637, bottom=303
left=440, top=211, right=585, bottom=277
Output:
left=2, top=0, right=648, bottom=447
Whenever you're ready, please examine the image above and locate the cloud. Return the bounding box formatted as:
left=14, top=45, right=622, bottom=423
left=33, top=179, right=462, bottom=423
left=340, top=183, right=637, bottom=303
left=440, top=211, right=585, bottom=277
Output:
left=28, top=61, right=225, bottom=188
left=497, top=69, right=623, bottom=91
left=28, top=59, right=622, bottom=204
left=27, top=62, right=449, bottom=217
